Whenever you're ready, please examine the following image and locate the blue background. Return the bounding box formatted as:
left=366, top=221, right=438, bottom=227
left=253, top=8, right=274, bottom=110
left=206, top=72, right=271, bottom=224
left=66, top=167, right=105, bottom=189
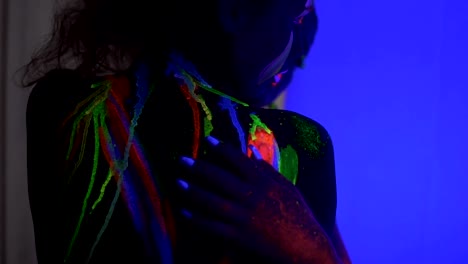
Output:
left=286, top=0, right=468, bottom=263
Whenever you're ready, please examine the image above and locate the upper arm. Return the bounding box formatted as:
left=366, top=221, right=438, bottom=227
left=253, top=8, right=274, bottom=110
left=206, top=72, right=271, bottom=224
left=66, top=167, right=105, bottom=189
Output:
left=254, top=108, right=337, bottom=235
left=330, top=224, right=352, bottom=264
left=286, top=114, right=352, bottom=261
left=287, top=114, right=337, bottom=236
left=26, top=70, right=79, bottom=263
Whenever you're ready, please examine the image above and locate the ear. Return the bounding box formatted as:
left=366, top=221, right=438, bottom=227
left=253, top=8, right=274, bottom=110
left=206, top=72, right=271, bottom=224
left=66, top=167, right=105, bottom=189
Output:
left=217, top=0, right=251, bottom=34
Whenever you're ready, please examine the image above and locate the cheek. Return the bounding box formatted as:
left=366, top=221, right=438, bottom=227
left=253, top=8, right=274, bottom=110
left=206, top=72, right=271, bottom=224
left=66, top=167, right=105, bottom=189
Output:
left=228, top=35, right=283, bottom=100
left=256, top=31, right=294, bottom=86
left=234, top=8, right=293, bottom=69
left=293, top=11, right=318, bottom=57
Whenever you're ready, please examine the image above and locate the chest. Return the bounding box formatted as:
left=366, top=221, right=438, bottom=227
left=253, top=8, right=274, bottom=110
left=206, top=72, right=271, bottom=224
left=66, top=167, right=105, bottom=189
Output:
left=67, top=83, right=335, bottom=263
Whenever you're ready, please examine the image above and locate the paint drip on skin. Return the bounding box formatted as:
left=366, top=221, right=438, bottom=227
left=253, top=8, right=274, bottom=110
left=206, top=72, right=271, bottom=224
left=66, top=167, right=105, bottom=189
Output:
left=179, top=84, right=202, bottom=158
left=220, top=98, right=247, bottom=154
left=204, top=117, right=214, bottom=137
left=63, top=69, right=173, bottom=264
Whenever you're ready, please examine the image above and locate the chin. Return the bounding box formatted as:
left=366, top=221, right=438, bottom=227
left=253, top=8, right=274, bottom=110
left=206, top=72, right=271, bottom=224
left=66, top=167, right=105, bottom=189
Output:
left=231, top=61, right=296, bottom=107
left=239, top=83, right=290, bottom=108
left=249, top=72, right=293, bottom=107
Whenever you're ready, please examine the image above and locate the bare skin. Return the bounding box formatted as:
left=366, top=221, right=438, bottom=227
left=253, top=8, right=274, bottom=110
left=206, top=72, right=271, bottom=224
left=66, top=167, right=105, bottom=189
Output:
left=177, top=137, right=348, bottom=263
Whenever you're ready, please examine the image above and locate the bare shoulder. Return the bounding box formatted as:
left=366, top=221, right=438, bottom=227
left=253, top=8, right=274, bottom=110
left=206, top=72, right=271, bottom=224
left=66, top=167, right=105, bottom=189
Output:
left=27, top=69, right=85, bottom=116
left=251, top=107, right=333, bottom=159
left=246, top=107, right=337, bottom=235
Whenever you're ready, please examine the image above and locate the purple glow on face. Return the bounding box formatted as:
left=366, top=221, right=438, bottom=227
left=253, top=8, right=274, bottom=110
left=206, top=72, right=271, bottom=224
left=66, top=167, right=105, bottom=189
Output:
left=272, top=70, right=289, bottom=87
left=294, top=0, right=315, bottom=25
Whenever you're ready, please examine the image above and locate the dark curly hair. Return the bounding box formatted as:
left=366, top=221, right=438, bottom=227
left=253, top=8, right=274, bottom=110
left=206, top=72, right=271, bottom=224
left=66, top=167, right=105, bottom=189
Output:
left=20, top=0, right=242, bottom=86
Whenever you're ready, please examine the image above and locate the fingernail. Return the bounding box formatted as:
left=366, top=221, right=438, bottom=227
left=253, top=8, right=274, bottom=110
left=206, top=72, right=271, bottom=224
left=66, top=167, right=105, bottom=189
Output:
left=177, top=179, right=189, bottom=190
left=181, top=209, right=192, bottom=219
left=181, top=156, right=195, bottom=167
left=206, top=136, right=220, bottom=146
left=249, top=145, right=263, bottom=160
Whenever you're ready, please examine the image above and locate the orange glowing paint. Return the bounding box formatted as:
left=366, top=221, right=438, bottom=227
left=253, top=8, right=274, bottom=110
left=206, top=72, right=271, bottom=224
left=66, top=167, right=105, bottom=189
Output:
left=247, top=129, right=277, bottom=166
left=179, top=84, right=201, bottom=159
left=248, top=114, right=280, bottom=170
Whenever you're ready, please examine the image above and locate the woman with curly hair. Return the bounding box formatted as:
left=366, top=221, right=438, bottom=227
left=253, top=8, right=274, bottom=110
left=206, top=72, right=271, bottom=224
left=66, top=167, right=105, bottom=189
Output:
left=24, top=0, right=351, bottom=263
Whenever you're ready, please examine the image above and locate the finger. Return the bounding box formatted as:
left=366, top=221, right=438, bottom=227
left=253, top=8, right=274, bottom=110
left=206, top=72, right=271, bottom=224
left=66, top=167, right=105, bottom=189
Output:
left=175, top=178, right=249, bottom=225
left=180, top=156, right=254, bottom=202
left=204, top=136, right=258, bottom=181
left=248, top=144, right=264, bottom=161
